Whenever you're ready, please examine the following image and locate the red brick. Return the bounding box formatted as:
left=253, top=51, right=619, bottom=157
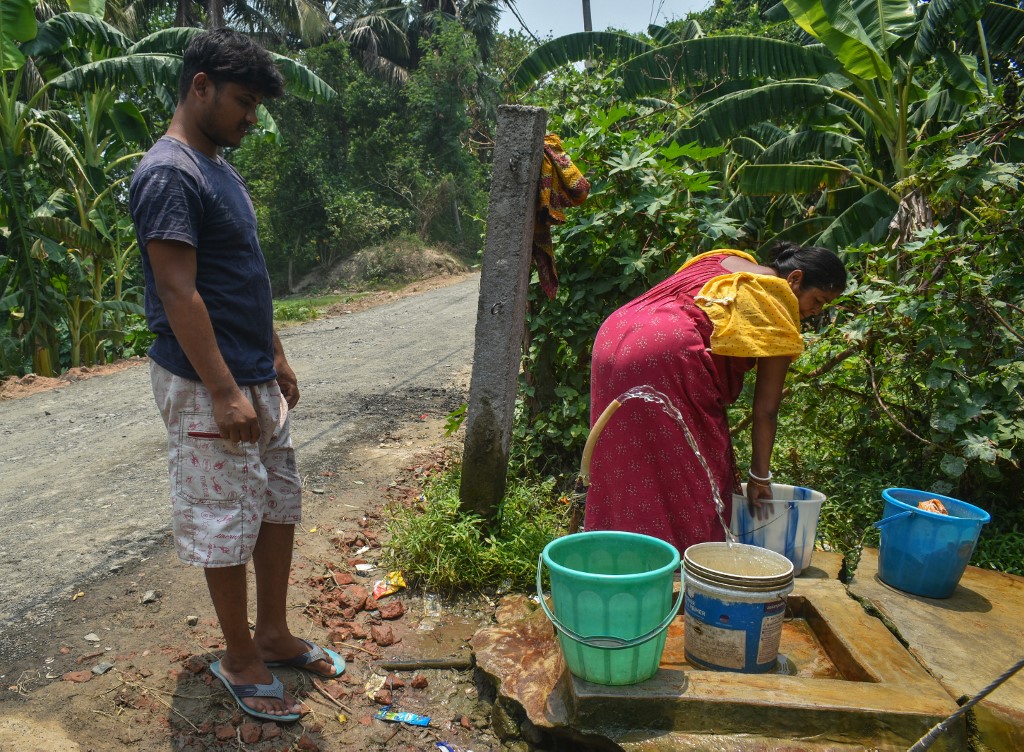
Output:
left=370, top=624, right=395, bottom=647
left=214, top=724, right=235, bottom=741
left=411, top=674, right=428, bottom=689
left=372, top=688, right=392, bottom=705
left=261, top=722, right=282, bottom=739
left=239, top=722, right=261, bottom=744
left=378, top=600, right=405, bottom=620
left=62, top=670, right=92, bottom=683
left=296, top=734, right=321, bottom=751
left=385, top=673, right=405, bottom=689
left=332, top=571, right=355, bottom=586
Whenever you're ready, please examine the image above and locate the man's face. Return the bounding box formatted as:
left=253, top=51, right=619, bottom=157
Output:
left=197, top=78, right=262, bottom=150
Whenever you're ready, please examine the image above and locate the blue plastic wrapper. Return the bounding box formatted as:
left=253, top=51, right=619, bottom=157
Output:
left=373, top=706, right=430, bottom=726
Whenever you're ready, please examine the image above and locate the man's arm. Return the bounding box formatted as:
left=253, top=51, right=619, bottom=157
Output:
left=148, top=238, right=261, bottom=443
left=273, top=330, right=299, bottom=409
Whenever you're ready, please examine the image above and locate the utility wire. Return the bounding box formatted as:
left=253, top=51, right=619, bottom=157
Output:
left=504, top=0, right=540, bottom=44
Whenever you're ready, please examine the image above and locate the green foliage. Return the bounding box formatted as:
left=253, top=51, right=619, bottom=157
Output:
left=509, top=65, right=726, bottom=476
left=383, top=468, right=570, bottom=592
left=233, top=33, right=488, bottom=290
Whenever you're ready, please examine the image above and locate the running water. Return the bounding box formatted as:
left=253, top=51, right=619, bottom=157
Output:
left=614, top=385, right=737, bottom=544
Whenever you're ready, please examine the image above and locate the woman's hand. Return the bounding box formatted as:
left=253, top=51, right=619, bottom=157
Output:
left=746, top=480, right=775, bottom=520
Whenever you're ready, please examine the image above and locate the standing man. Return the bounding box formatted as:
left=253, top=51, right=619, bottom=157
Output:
left=130, top=28, right=344, bottom=723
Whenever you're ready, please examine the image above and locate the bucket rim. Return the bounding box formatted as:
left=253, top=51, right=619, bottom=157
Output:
left=882, top=488, right=991, bottom=523
left=542, top=530, right=681, bottom=581
left=734, top=483, right=827, bottom=503
left=683, top=541, right=794, bottom=589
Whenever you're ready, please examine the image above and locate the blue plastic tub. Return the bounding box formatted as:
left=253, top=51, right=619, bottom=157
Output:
left=874, top=488, right=991, bottom=599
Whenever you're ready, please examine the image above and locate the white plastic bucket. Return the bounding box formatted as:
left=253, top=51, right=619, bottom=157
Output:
left=730, top=483, right=825, bottom=574
left=683, top=542, right=794, bottom=673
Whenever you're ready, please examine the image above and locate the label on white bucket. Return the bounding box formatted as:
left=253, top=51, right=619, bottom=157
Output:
left=756, top=605, right=786, bottom=665
left=685, top=589, right=788, bottom=672
left=685, top=618, right=747, bottom=670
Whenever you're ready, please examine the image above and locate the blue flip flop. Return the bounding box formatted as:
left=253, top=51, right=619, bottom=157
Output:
left=265, top=639, right=346, bottom=679
left=209, top=660, right=302, bottom=723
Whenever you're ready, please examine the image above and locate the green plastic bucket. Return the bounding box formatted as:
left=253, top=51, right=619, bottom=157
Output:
left=537, top=531, right=682, bottom=685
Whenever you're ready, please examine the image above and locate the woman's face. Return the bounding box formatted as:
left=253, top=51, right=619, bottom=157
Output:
left=787, top=271, right=841, bottom=319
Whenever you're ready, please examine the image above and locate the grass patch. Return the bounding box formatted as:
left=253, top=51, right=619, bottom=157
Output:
left=382, top=467, right=571, bottom=592
left=273, top=293, right=370, bottom=324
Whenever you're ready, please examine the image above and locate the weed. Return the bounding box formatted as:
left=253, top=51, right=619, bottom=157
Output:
left=382, top=468, right=571, bottom=592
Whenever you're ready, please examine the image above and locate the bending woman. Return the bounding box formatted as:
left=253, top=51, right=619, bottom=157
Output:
left=584, top=243, right=847, bottom=554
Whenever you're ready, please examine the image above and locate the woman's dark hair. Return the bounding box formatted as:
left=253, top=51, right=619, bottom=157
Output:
left=766, top=241, right=847, bottom=293
left=178, top=27, right=285, bottom=103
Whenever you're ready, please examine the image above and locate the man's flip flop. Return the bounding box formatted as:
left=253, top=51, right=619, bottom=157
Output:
left=265, top=639, right=346, bottom=679
left=209, top=660, right=301, bottom=723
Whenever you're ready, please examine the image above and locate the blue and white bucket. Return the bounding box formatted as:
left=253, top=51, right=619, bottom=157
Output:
left=683, top=542, right=794, bottom=673
left=730, top=483, right=825, bottom=575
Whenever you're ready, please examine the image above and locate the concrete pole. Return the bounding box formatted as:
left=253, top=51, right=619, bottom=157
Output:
left=459, top=105, right=548, bottom=519
left=582, top=0, right=593, bottom=32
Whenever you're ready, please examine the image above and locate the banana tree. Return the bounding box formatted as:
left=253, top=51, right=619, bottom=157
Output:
left=511, top=0, right=1024, bottom=250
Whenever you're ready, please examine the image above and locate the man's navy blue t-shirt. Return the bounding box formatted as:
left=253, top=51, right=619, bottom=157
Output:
left=129, top=137, right=275, bottom=385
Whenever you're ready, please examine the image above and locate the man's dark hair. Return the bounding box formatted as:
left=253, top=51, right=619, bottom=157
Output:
left=178, top=27, right=285, bottom=103
left=767, top=241, right=848, bottom=293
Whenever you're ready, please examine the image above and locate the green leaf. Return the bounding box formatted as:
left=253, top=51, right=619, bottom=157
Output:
left=615, top=36, right=840, bottom=98
left=672, top=82, right=835, bottom=145
left=782, top=0, right=893, bottom=79
left=966, top=3, right=1024, bottom=57
left=757, top=130, right=861, bottom=164
left=269, top=52, right=336, bottom=102
left=510, top=32, right=653, bottom=90
left=48, top=53, right=182, bottom=94
left=738, top=163, right=853, bottom=195
left=0, top=0, right=37, bottom=70
left=912, top=0, right=989, bottom=65
left=127, top=27, right=201, bottom=55
left=68, top=0, right=104, bottom=17
left=940, top=454, right=966, bottom=478
left=816, top=188, right=897, bottom=249
left=22, top=12, right=129, bottom=59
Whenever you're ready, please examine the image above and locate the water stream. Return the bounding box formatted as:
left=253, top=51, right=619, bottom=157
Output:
left=613, top=385, right=737, bottom=544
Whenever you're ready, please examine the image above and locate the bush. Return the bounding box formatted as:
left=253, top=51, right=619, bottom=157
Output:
left=382, top=468, right=571, bottom=592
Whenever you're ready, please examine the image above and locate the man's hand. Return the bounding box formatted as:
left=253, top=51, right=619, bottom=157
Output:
left=273, top=331, right=299, bottom=409
left=276, top=360, right=299, bottom=409
left=213, top=387, right=261, bottom=444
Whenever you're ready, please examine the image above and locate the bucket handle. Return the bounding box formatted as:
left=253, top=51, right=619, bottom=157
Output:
left=536, top=554, right=684, bottom=650
left=873, top=510, right=913, bottom=529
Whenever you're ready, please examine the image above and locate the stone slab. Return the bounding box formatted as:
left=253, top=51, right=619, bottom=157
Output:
left=474, top=574, right=966, bottom=750
left=850, top=547, right=1024, bottom=751
left=568, top=574, right=962, bottom=750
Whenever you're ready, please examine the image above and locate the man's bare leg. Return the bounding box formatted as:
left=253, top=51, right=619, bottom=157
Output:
left=251, top=521, right=336, bottom=675
left=205, top=564, right=302, bottom=716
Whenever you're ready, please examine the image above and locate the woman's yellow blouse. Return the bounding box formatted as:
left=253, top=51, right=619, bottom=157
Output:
left=679, top=250, right=804, bottom=359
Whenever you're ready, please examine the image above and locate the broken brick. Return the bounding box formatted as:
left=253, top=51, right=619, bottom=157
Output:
left=337, top=585, right=368, bottom=611
left=411, top=674, right=428, bottom=689
left=62, top=670, right=92, bottom=683
left=372, top=688, right=393, bottom=705
left=239, top=722, right=261, bottom=744
left=214, top=724, right=235, bottom=741
left=385, top=673, right=405, bottom=689
left=332, top=571, right=355, bottom=587
left=378, top=600, right=405, bottom=620
left=370, top=624, right=395, bottom=647
left=296, top=734, right=320, bottom=751
left=184, top=655, right=207, bottom=674
left=261, top=722, right=282, bottom=740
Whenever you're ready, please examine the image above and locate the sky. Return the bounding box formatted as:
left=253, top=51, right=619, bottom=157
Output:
left=498, top=0, right=713, bottom=40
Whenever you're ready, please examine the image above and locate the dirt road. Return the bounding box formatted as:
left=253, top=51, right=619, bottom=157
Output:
left=0, top=274, right=479, bottom=670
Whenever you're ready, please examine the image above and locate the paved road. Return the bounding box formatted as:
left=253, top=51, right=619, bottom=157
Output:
left=0, top=276, right=479, bottom=660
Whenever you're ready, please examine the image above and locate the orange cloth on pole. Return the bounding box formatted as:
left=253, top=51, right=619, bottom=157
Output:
left=533, top=134, right=590, bottom=299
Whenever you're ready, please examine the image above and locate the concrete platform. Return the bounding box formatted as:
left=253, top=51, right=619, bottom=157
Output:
left=473, top=549, right=1024, bottom=750
left=850, top=547, right=1024, bottom=751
